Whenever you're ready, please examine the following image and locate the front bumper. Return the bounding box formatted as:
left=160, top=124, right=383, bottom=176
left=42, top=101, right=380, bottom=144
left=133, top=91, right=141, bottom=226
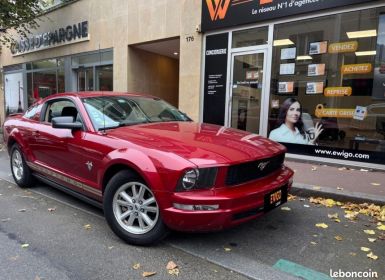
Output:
left=158, top=165, right=294, bottom=232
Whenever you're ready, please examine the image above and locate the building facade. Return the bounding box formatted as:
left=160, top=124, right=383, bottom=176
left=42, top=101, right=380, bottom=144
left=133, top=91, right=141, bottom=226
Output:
left=1, top=0, right=385, bottom=169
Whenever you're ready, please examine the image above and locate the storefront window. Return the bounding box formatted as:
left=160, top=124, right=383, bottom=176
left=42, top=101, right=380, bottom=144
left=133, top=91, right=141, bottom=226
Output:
left=268, top=8, right=385, bottom=163
left=58, top=69, right=65, bottom=93
left=72, top=50, right=113, bottom=91
left=232, top=26, right=268, bottom=48
left=32, top=59, right=57, bottom=70
left=96, top=65, right=113, bottom=91
left=33, top=70, right=57, bottom=99
left=26, top=58, right=65, bottom=106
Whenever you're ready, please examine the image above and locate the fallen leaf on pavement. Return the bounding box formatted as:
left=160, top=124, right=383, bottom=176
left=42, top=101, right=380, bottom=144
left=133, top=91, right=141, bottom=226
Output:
left=367, top=252, right=378, bottom=260
left=325, top=199, right=336, bottom=207
left=312, top=186, right=321, bottom=190
left=344, top=211, right=359, bottom=220
left=108, top=246, right=114, bottom=250
left=310, top=197, right=340, bottom=208
left=328, top=213, right=339, bottom=219
left=1, top=218, right=11, bottom=222
left=334, top=236, right=343, bottom=241
left=338, top=167, right=347, bottom=171
left=310, top=241, right=317, bottom=245
left=368, top=238, right=376, bottom=243
left=281, top=207, right=291, bottom=211
left=133, top=263, right=140, bottom=270
left=370, top=183, right=381, bottom=186
left=166, top=261, right=177, bottom=270
left=299, top=198, right=305, bottom=201
left=224, top=247, right=231, bottom=252
left=288, top=194, right=296, bottom=201
left=364, top=230, right=376, bottom=235
left=168, top=268, right=180, bottom=276
left=334, top=219, right=341, bottom=223
left=360, top=168, right=369, bottom=172
left=48, top=208, right=56, bottom=212
left=18, top=209, right=27, bottom=212
left=336, top=187, right=344, bottom=191
left=311, top=166, right=317, bottom=171
left=83, top=224, right=92, bottom=230
left=21, top=244, right=29, bottom=248
left=377, top=224, right=385, bottom=231
left=303, top=205, right=310, bottom=208
left=349, top=252, right=356, bottom=256
left=142, top=272, right=156, bottom=277
left=360, top=247, right=371, bottom=252
left=315, top=223, right=328, bottom=229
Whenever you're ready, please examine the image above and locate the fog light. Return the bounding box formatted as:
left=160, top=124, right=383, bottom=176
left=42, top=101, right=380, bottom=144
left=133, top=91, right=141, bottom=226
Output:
left=173, top=203, right=219, bottom=211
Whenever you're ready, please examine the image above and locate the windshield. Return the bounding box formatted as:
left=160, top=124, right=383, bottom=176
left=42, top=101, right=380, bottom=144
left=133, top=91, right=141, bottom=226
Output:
left=82, top=95, right=191, bottom=130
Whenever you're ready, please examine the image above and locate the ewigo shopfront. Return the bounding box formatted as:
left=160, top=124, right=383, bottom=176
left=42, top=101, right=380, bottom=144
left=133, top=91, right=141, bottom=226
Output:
left=201, top=0, right=385, bottom=168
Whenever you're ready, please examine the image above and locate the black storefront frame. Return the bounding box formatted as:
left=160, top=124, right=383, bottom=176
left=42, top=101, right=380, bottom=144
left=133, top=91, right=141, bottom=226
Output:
left=201, top=1, right=385, bottom=169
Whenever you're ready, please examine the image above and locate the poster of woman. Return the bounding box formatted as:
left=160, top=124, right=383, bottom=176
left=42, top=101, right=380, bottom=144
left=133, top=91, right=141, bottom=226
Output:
left=269, top=98, right=323, bottom=145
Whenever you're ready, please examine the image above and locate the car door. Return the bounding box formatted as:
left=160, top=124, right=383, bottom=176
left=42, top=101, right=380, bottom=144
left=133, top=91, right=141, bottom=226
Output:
left=32, top=98, right=104, bottom=197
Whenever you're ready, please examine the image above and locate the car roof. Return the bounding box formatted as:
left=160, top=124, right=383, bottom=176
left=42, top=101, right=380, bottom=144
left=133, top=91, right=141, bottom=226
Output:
left=47, top=91, right=155, bottom=99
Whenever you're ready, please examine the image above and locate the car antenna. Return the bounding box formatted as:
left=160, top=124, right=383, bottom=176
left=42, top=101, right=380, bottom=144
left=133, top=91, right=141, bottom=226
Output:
left=99, top=43, right=107, bottom=135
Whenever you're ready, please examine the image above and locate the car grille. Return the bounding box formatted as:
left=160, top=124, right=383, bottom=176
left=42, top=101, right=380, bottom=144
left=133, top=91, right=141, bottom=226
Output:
left=225, top=153, right=285, bottom=186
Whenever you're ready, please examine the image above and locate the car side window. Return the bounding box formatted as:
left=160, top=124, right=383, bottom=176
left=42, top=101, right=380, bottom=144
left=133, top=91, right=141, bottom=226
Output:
left=24, top=104, right=42, bottom=120
left=45, top=100, right=80, bottom=123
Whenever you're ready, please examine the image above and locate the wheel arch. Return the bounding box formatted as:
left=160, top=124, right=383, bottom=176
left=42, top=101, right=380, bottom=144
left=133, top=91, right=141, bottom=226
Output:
left=101, top=163, right=144, bottom=195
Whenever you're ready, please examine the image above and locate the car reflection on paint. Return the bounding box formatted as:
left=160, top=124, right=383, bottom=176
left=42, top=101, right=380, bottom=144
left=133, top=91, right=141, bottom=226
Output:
left=3, top=92, right=293, bottom=245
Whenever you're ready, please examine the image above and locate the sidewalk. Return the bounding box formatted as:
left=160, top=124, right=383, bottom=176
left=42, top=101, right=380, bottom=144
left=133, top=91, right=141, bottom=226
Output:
left=286, top=160, right=385, bottom=205
left=0, top=135, right=384, bottom=205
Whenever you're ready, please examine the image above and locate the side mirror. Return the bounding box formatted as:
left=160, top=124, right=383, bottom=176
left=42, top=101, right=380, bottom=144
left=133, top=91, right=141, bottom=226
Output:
left=52, top=116, right=82, bottom=130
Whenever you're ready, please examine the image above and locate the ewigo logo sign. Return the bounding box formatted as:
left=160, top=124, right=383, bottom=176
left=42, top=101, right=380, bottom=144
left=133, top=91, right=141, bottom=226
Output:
left=205, top=0, right=231, bottom=21
left=206, top=0, right=272, bottom=21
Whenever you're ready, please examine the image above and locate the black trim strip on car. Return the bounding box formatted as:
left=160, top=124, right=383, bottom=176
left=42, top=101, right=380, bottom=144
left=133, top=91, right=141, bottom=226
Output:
left=33, top=173, right=103, bottom=209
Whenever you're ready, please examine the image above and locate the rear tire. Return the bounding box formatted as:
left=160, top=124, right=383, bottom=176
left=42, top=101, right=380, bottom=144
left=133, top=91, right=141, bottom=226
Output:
left=10, top=144, right=35, bottom=188
left=103, top=170, right=169, bottom=245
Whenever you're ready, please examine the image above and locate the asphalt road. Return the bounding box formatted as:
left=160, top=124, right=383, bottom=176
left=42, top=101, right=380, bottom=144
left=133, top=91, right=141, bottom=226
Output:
left=0, top=150, right=384, bottom=280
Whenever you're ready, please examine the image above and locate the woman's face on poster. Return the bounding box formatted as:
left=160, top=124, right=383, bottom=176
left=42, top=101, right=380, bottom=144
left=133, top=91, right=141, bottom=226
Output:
left=285, top=101, right=301, bottom=124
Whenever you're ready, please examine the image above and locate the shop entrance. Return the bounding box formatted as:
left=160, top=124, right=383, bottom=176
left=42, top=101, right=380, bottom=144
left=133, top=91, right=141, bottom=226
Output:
left=228, top=49, right=268, bottom=135
left=76, top=67, right=93, bottom=91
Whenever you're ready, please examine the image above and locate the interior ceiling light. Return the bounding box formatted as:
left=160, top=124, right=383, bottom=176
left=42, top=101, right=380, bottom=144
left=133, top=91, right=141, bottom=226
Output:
left=273, top=39, right=294, bottom=46
left=173, top=52, right=179, bottom=55
left=296, top=55, right=312, bottom=60
left=355, top=51, right=376, bottom=56
left=347, top=29, right=377, bottom=38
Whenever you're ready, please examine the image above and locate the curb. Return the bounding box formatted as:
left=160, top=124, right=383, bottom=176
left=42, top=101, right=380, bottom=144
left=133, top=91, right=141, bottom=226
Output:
left=291, top=183, right=385, bottom=206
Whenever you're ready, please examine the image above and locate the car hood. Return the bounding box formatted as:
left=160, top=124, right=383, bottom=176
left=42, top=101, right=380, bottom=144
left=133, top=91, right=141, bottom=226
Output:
left=106, top=122, right=286, bottom=166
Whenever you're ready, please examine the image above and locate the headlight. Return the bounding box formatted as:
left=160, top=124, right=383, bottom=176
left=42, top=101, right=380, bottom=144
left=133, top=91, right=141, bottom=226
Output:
left=176, top=167, right=218, bottom=192
left=181, top=169, right=199, bottom=190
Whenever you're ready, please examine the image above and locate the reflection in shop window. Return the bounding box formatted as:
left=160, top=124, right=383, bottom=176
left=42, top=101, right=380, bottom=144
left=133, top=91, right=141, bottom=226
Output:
left=232, top=26, right=269, bottom=48
left=26, top=58, right=64, bottom=106
left=96, top=65, right=113, bottom=91
left=268, top=7, right=385, bottom=157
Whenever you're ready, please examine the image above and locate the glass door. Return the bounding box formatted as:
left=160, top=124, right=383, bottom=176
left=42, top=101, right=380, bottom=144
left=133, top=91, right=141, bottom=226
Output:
left=229, top=50, right=267, bottom=134
left=77, top=67, right=94, bottom=91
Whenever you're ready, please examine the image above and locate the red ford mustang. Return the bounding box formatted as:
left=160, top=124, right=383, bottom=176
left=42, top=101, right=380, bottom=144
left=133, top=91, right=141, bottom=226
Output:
left=3, top=92, right=293, bottom=245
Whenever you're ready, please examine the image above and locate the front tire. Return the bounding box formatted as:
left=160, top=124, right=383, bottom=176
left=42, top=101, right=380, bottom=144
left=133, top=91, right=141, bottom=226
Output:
left=103, top=170, right=168, bottom=245
left=10, top=144, right=35, bottom=188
